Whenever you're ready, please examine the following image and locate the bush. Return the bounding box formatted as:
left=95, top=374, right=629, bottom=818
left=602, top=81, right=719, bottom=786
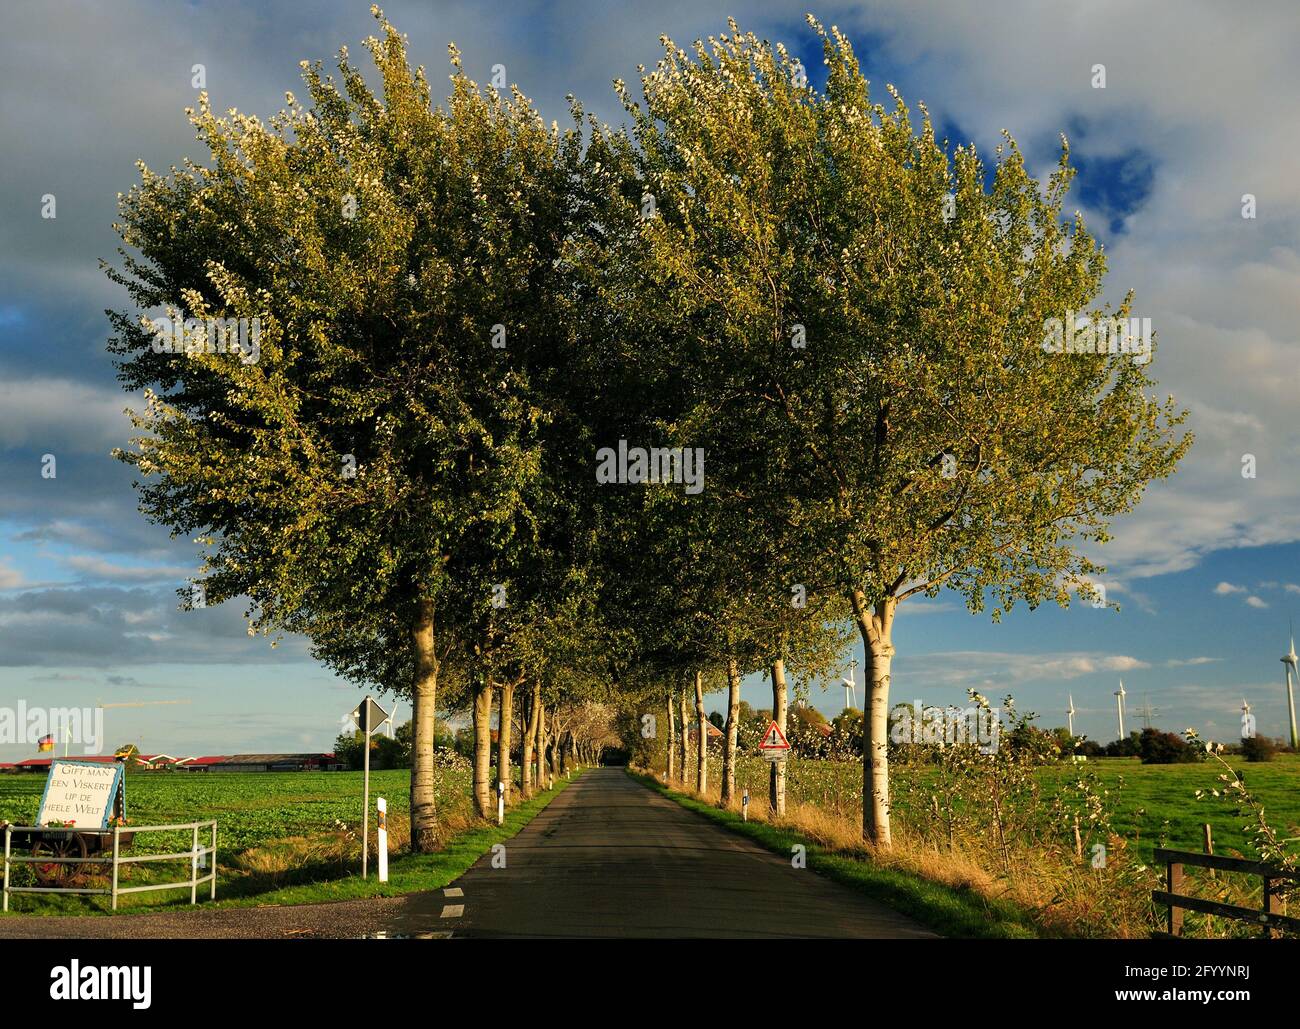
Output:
left=1137, top=727, right=1200, bottom=764
left=1240, top=733, right=1277, bottom=762
left=1103, top=732, right=1142, bottom=758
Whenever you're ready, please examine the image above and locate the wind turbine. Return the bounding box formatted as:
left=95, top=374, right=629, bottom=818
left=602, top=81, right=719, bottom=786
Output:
left=1282, top=628, right=1299, bottom=749
left=1114, top=681, right=1127, bottom=741
left=841, top=660, right=858, bottom=710
left=1241, top=697, right=1255, bottom=740
left=1066, top=694, right=1076, bottom=737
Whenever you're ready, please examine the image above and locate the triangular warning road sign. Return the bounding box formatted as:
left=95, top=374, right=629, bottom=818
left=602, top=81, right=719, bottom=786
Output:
left=759, top=720, right=790, bottom=751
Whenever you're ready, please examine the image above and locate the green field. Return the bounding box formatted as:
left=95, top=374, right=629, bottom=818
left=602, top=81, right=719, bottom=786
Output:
left=0, top=765, right=536, bottom=914
left=0, top=768, right=465, bottom=854
left=731, top=753, right=1300, bottom=863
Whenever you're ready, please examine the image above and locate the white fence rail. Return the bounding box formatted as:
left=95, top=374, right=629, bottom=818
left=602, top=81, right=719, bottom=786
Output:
left=2, top=820, right=217, bottom=912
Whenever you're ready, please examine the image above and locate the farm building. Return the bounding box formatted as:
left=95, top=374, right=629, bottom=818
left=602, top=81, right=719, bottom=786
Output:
left=6, top=754, right=133, bottom=772
left=174, top=753, right=343, bottom=772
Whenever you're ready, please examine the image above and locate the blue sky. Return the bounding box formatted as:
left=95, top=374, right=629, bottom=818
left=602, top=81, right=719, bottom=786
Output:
left=1, top=1, right=1297, bottom=757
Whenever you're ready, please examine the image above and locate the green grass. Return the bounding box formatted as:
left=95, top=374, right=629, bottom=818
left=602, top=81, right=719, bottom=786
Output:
left=628, top=770, right=1035, bottom=939
left=0, top=767, right=457, bottom=854
left=1035, top=756, right=1300, bottom=862
left=1, top=767, right=578, bottom=915
left=729, top=753, right=1300, bottom=864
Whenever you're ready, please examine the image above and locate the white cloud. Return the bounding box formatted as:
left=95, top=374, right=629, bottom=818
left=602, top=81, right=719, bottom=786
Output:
left=63, top=555, right=192, bottom=583
left=899, top=650, right=1149, bottom=689
left=0, top=378, right=134, bottom=452
left=1214, top=582, right=1246, bottom=595
left=0, top=561, right=25, bottom=590
left=1246, top=596, right=1269, bottom=609
left=833, top=1, right=1300, bottom=582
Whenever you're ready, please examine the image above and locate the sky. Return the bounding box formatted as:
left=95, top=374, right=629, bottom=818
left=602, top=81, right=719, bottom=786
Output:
left=1, top=0, right=1298, bottom=758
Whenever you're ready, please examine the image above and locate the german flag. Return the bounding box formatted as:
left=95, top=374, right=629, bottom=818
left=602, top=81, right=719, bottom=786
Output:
left=37, top=733, right=55, bottom=752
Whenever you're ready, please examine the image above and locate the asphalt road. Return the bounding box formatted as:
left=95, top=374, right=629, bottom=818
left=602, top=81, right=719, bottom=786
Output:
left=0, top=768, right=935, bottom=939
left=388, top=767, right=936, bottom=939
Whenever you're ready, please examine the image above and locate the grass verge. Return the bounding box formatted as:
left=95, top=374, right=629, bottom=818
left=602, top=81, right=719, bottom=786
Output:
left=2, top=771, right=581, bottom=916
left=628, top=769, right=1037, bottom=939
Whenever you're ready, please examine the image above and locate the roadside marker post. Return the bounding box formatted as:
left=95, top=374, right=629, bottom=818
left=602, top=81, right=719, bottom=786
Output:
left=377, top=797, right=388, bottom=883
left=742, top=789, right=749, bottom=821
left=346, top=696, right=391, bottom=880
left=497, top=780, right=505, bottom=826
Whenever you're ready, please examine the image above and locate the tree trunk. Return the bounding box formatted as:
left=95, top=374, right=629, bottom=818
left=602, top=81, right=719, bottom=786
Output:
left=694, top=670, right=708, bottom=793
left=678, top=686, right=689, bottom=785
left=851, top=589, right=896, bottom=848
left=535, top=697, right=547, bottom=789
left=521, top=682, right=540, bottom=798
left=666, top=691, right=676, bottom=780
left=770, top=658, right=788, bottom=818
left=472, top=679, right=494, bottom=819
left=497, top=679, right=515, bottom=804
left=409, top=598, right=440, bottom=852
left=721, top=658, right=741, bottom=807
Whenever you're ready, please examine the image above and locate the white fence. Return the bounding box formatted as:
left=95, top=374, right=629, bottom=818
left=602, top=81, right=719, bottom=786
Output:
left=2, top=820, right=217, bottom=912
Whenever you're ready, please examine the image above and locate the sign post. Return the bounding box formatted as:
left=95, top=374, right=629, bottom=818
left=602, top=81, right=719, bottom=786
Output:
left=758, top=720, right=791, bottom=764
left=346, top=697, right=391, bottom=880
left=376, top=797, right=388, bottom=883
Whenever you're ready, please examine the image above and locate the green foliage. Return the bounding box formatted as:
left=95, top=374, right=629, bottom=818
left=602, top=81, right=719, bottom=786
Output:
left=104, top=10, right=1193, bottom=845
left=1137, top=727, right=1202, bottom=764
left=1240, top=733, right=1277, bottom=762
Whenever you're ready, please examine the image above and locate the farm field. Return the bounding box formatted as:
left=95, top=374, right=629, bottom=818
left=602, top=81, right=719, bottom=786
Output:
left=730, top=753, right=1300, bottom=864
left=0, top=766, right=498, bottom=914
left=0, top=768, right=470, bottom=855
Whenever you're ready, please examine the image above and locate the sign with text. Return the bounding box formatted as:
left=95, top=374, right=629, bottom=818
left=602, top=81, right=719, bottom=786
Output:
left=36, top=760, right=124, bottom=828
left=758, top=720, right=791, bottom=762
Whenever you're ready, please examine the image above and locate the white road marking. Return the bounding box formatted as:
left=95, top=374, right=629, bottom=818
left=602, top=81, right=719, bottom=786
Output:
left=441, top=904, right=465, bottom=918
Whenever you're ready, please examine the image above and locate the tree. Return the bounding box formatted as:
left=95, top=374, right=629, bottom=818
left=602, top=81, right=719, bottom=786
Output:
left=1104, top=731, right=1142, bottom=758
left=613, top=18, right=1190, bottom=846
left=1240, top=734, right=1276, bottom=762
left=1138, top=727, right=1201, bottom=765
left=108, top=11, right=588, bottom=849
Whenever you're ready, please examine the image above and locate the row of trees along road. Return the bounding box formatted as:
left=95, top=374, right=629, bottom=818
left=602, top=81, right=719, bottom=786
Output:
left=107, top=11, right=1189, bottom=852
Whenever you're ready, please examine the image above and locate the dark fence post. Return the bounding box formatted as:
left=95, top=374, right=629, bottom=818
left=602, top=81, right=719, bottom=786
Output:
left=1167, top=860, right=1184, bottom=937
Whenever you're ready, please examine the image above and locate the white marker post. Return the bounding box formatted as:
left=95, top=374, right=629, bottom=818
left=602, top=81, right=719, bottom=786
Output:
left=497, top=780, right=505, bottom=826
left=347, top=696, right=391, bottom=881
left=742, top=789, right=749, bottom=822
left=377, top=797, right=389, bottom=883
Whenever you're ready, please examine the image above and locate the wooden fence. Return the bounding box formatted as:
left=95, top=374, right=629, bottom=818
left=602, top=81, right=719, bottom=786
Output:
left=1152, top=847, right=1299, bottom=938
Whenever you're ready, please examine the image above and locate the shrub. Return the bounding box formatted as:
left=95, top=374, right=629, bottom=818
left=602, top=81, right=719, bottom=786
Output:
left=1239, top=733, right=1277, bottom=762
left=1137, top=727, right=1200, bottom=764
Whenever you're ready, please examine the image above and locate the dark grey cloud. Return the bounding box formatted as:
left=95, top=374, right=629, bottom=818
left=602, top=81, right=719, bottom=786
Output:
left=0, top=584, right=312, bottom=666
